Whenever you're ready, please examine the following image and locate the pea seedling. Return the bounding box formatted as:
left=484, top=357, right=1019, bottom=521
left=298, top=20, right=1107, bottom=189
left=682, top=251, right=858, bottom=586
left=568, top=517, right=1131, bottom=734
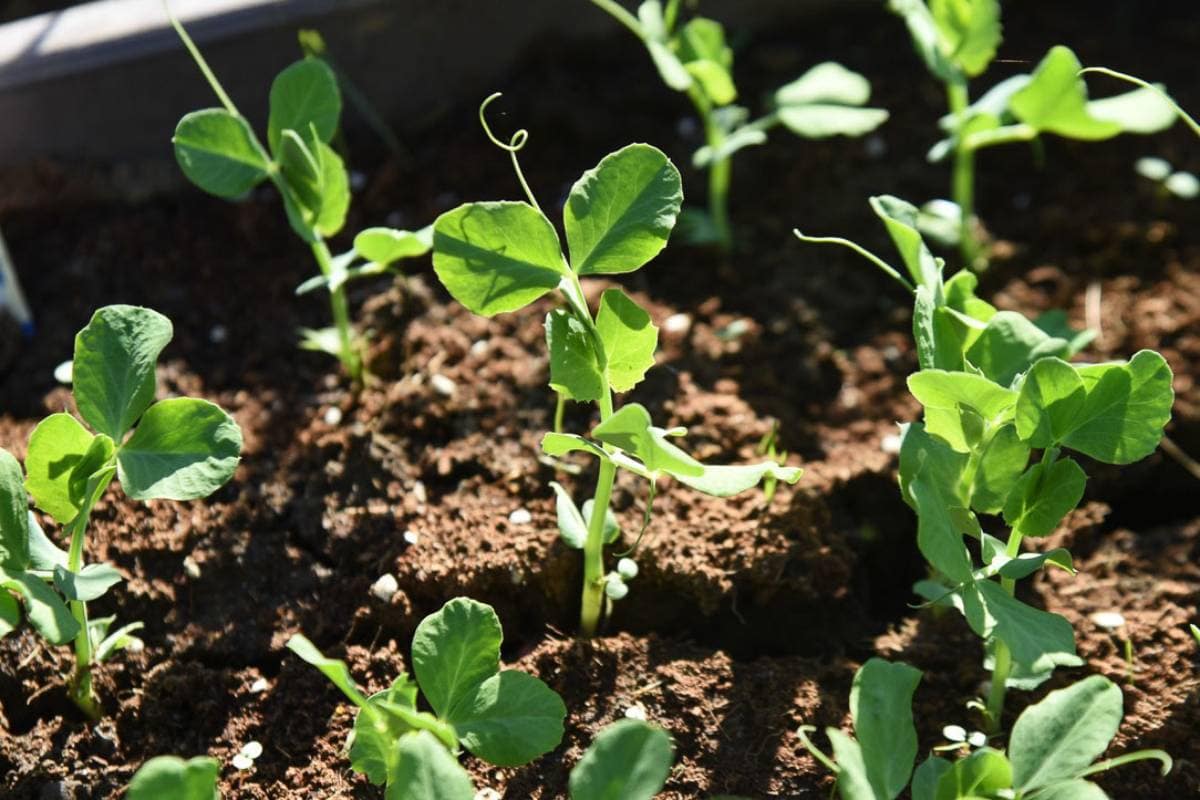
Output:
left=431, top=98, right=801, bottom=635
left=889, top=0, right=1181, bottom=268
left=587, top=0, right=887, bottom=249
left=126, top=755, right=220, bottom=799
left=169, top=13, right=430, bottom=381
left=287, top=597, right=566, bottom=798
left=802, top=661, right=1171, bottom=799
left=0, top=305, right=242, bottom=720
left=798, top=198, right=1173, bottom=731
left=569, top=719, right=674, bottom=800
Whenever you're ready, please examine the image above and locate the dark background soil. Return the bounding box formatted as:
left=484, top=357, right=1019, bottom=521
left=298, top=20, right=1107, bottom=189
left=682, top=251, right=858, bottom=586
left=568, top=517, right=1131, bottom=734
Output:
left=0, top=0, right=1198, bottom=797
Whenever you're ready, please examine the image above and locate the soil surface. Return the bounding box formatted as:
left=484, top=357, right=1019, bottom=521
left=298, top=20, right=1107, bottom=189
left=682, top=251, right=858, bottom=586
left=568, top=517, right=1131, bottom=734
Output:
left=1, top=1, right=1198, bottom=797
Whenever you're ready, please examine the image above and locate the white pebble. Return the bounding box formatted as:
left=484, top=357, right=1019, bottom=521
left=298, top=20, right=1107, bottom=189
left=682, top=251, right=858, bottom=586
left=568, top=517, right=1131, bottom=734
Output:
left=249, top=678, right=269, bottom=694
left=1166, top=171, right=1200, bottom=199
left=403, top=529, right=420, bottom=545
left=967, top=730, right=988, bottom=748
left=663, top=313, right=692, bottom=334
left=1091, top=611, right=1126, bottom=630
left=54, top=360, right=73, bottom=385
left=241, top=741, right=263, bottom=759
left=881, top=433, right=902, bottom=454
left=323, top=406, right=343, bottom=426
left=231, top=753, right=254, bottom=770
left=1135, top=156, right=1172, bottom=181
left=624, top=704, right=648, bottom=721
left=470, top=340, right=489, bottom=357
left=183, top=556, right=201, bottom=579
left=508, top=508, right=532, bottom=525
left=370, top=574, right=399, bottom=602
left=942, top=724, right=966, bottom=742
left=430, top=373, right=457, bottom=397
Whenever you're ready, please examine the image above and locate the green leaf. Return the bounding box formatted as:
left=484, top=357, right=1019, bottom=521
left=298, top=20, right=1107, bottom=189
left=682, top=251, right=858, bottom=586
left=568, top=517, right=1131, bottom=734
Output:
left=907, top=469, right=974, bottom=584
left=376, top=699, right=459, bottom=753
left=412, top=597, right=502, bottom=720
left=286, top=633, right=370, bottom=708
left=684, top=60, right=736, bottom=106
left=0, top=568, right=79, bottom=644
left=1087, top=85, right=1177, bottom=134
left=126, top=755, right=220, bottom=800
left=596, top=289, right=658, bottom=392
left=0, top=591, right=19, bottom=638
left=965, top=311, right=1072, bottom=388
left=551, top=482, right=589, bottom=549
left=674, top=17, right=735, bottom=104
left=278, top=128, right=324, bottom=216
left=993, top=548, right=1074, bottom=581
left=1015, top=358, right=1087, bottom=448
left=564, top=144, right=682, bottom=276
left=777, top=105, right=889, bottom=139
left=74, top=305, right=173, bottom=440
left=448, top=669, right=567, bottom=766
left=355, top=226, right=433, bottom=266
left=541, top=433, right=609, bottom=462
left=907, top=370, right=1018, bottom=452
left=870, top=196, right=942, bottom=292
left=1009, top=675, right=1121, bottom=791
left=117, top=398, right=242, bottom=501
left=967, top=581, right=1079, bottom=677
left=776, top=61, right=870, bottom=106
left=911, top=757, right=952, bottom=800
left=315, top=141, right=350, bottom=237
left=173, top=109, right=269, bottom=198
left=1002, top=458, right=1087, bottom=538
left=0, top=449, right=30, bottom=570
left=92, top=618, right=144, bottom=664
left=28, top=513, right=67, bottom=572
left=1030, top=779, right=1108, bottom=800
left=592, top=404, right=703, bottom=477
left=672, top=461, right=802, bottom=498
left=432, top=202, right=567, bottom=316
left=1010, top=47, right=1123, bottom=140
left=1063, top=352, right=1174, bottom=464
left=773, top=62, right=887, bottom=138
left=827, top=729, right=876, bottom=800
left=888, top=0, right=960, bottom=83
left=546, top=309, right=604, bottom=403
left=267, top=57, right=341, bottom=154
left=350, top=675, right=420, bottom=785
left=898, top=422, right=969, bottom=508
left=971, top=424, right=1030, bottom=514
left=1034, top=310, right=1095, bottom=358
left=569, top=719, right=673, bottom=800
left=929, top=0, right=1001, bottom=77
left=53, top=563, right=122, bottom=602
left=934, top=747, right=1012, bottom=800
left=385, top=731, right=475, bottom=800
left=850, top=659, right=922, bottom=799
left=23, top=413, right=94, bottom=525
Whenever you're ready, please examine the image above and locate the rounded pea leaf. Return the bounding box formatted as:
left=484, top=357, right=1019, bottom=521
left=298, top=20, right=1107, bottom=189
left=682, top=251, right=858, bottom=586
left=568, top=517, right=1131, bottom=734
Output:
left=568, top=719, right=674, bottom=800
left=592, top=404, right=703, bottom=477
left=564, top=144, right=682, bottom=276
left=267, top=57, right=341, bottom=154
left=116, top=398, right=243, bottom=501
left=929, top=0, right=1002, bottom=77
left=351, top=676, right=420, bottom=785
left=777, top=105, right=889, bottom=139
left=596, top=289, right=657, bottom=393
left=173, top=109, right=270, bottom=198
left=1010, top=46, right=1122, bottom=140
left=1002, top=458, right=1087, bottom=538
left=315, top=141, right=350, bottom=237
left=385, top=731, right=475, bottom=800
left=74, top=305, right=173, bottom=441
left=970, top=424, right=1030, bottom=514
left=411, top=597, right=502, bottom=720
left=449, top=670, right=567, bottom=767
left=546, top=309, right=604, bottom=403
left=1015, top=358, right=1087, bottom=448
left=277, top=129, right=324, bottom=216
left=53, top=563, right=122, bottom=602
left=0, top=449, right=30, bottom=570
left=24, top=413, right=98, bottom=525
left=1009, top=675, right=1122, bottom=791
left=1064, top=351, right=1173, bottom=464
left=0, top=591, right=19, bottom=638
left=934, top=747, right=1012, bottom=800
left=849, top=658, right=922, bottom=799
left=0, top=568, right=79, bottom=644
left=355, top=226, right=433, bottom=266
left=126, top=755, right=220, bottom=800
left=432, top=202, right=566, bottom=316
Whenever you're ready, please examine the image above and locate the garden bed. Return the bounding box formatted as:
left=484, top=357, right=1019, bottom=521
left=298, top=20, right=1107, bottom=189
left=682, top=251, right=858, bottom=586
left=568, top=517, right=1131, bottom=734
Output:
left=0, top=0, right=1198, bottom=797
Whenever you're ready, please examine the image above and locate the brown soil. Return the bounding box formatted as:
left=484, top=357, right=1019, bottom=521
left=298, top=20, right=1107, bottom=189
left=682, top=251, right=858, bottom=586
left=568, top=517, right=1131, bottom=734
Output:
left=1, top=1, right=1198, bottom=797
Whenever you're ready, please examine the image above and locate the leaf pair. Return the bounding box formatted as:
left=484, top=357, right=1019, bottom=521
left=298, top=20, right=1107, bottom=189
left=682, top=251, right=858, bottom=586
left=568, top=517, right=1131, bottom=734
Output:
left=889, top=0, right=1001, bottom=82
left=433, top=143, right=682, bottom=317
left=287, top=598, right=566, bottom=798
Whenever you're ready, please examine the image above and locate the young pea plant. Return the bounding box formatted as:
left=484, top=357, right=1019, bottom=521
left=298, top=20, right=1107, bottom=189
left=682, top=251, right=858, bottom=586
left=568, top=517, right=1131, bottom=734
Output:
left=889, top=0, right=1182, bottom=268
left=431, top=98, right=802, bottom=636
left=126, top=755, right=220, bottom=799
left=0, top=305, right=242, bottom=720
left=801, top=659, right=1171, bottom=800
left=287, top=597, right=566, bottom=799
left=169, top=13, right=430, bottom=382
left=798, top=197, right=1174, bottom=731
left=587, top=0, right=887, bottom=249
left=569, top=719, right=674, bottom=800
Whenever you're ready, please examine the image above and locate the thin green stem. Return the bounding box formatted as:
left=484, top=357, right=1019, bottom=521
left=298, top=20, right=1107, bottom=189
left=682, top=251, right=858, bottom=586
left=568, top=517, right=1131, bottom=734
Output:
left=164, top=3, right=239, bottom=116
left=947, top=80, right=980, bottom=270
left=65, top=514, right=99, bottom=720
left=478, top=93, right=541, bottom=213
left=554, top=392, right=566, bottom=434
left=311, top=239, right=360, bottom=380
left=663, top=0, right=682, bottom=32
left=586, top=0, right=645, bottom=38
left=688, top=86, right=733, bottom=250
left=1080, top=67, right=1200, bottom=139
left=793, top=231, right=915, bottom=294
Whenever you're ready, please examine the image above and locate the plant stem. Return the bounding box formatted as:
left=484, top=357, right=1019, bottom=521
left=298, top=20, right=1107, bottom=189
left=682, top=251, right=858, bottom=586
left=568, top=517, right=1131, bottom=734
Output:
left=65, top=514, right=99, bottom=720
left=554, top=392, right=566, bottom=434
left=947, top=80, right=980, bottom=270
left=580, top=393, right=617, bottom=637
left=311, top=239, right=360, bottom=380
left=689, top=87, right=732, bottom=250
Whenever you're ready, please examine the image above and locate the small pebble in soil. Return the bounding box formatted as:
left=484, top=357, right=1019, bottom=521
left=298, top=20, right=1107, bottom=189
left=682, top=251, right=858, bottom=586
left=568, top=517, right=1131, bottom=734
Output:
left=323, top=406, right=343, bottom=426
left=508, top=508, right=532, bottom=525
left=1090, top=610, right=1127, bottom=630
left=470, top=340, right=489, bottom=357
left=624, top=704, right=648, bottom=721
left=371, top=573, right=400, bottom=602
left=413, top=481, right=427, bottom=505
left=663, top=312, right=691, bottom=335
left=430, top=373, right=457, bottom=397
left=232, top=740, right=263, bottom=770
left=53, top=359, right=73, bottom=384
left=209, top=324, right=227, bottom=344
left=183, top=555, right=201, bottom=579
left=249, top=677, right=270, bottom=694
left=403, top=529, right=420, bottom=545
left=880, top=433, right=902, bottom=454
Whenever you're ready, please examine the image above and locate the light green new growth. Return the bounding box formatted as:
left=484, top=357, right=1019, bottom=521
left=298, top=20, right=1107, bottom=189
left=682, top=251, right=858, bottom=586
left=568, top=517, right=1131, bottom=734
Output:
left=797, top=197, right=1173, bottom=732
left=287, top=597, right=566, bottom=799
left=0, top=305, right=242, bottom=720
left=127, top=755, right=221, bottom=800
left=890, top=0, right=1183, bottom=269
left=168, top=10, right=431, bottom=382
left=588, top=0, right=887, bottom=250
left=569, top=719, right=674, bottom=800
left=430, top=98, right=802, bottom=635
